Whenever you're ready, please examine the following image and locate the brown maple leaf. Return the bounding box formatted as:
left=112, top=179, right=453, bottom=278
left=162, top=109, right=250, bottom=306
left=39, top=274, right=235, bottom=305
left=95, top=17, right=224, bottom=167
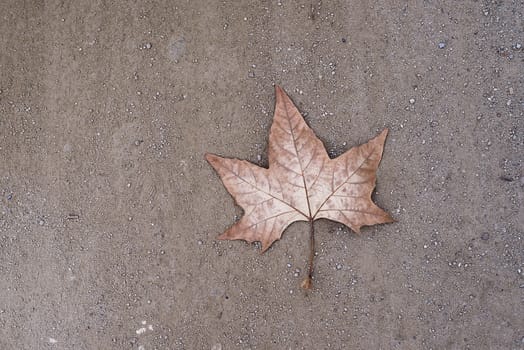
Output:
left=206, top=86, right=394, bottom=288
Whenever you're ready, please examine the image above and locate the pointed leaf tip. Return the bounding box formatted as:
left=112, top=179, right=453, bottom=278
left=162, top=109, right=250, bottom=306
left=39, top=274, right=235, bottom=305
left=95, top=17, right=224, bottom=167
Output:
left=205, top=153, right=227, bottom=172
left=386, top=214, right=397, bottom=223
left=205, top=152, right=219, bottom=163
left=274, top=85, right=289, bottom=102
left=376, top=128, right=389, bottom=142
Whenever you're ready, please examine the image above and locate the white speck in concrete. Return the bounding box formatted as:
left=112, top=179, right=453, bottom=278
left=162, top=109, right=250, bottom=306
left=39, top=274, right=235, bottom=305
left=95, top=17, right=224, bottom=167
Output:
left=136, top=327, right=147, bottom=335
left=48, top=338, right=58, bottom=344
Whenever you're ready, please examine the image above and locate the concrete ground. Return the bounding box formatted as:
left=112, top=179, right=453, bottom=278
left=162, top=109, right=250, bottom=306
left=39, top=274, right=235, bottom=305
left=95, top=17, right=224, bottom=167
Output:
left=0, top=1, right=522, bottom=349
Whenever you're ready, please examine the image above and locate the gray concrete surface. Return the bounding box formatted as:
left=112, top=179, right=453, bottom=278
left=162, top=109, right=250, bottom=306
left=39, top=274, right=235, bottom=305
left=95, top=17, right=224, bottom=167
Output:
left=0, top=1, right=522, bottom=349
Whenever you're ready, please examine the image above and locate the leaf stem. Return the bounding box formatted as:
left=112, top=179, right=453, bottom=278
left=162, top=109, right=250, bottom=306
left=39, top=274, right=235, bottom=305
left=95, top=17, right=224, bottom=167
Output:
left=301, top=219, right=315, bottom=289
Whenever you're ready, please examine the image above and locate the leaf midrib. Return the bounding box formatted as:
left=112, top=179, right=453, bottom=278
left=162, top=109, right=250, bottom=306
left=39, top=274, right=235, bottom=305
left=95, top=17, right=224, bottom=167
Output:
left=282, top=98, right=313, bottom=219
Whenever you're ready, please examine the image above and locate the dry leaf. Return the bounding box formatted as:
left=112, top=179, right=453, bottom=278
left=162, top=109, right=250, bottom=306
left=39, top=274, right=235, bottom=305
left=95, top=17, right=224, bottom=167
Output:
left=206, top=86, right=394, bottom=288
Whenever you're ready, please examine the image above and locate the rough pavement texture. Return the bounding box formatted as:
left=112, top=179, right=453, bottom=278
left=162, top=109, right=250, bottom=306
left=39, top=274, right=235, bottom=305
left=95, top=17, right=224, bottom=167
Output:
left=0, top=1, right=522, bottom=349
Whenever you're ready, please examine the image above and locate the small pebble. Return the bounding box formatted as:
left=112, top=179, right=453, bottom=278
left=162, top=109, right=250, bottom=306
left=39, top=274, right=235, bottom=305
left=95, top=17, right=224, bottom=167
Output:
left=336, top=264, right=343, bottom=270
left=481, top=232, right=489, bottom=241
left=145, top=43, right=152, bottom=49
left=248, top=71, right=255, bottom=78
left=409, top=98, right=415, bottom=104
left=438, top=42, right=446, bottom=49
